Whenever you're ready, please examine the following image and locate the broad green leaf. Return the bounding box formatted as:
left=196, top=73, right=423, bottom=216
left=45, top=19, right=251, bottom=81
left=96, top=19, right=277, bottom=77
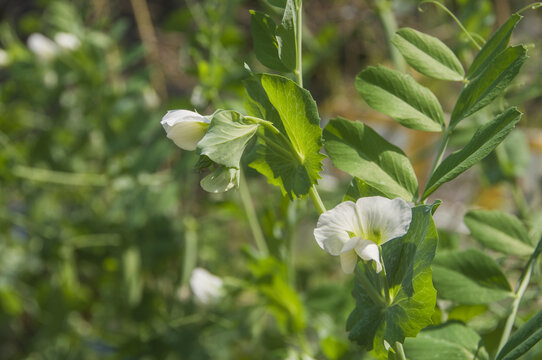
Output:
left=422, top=107, right=521, bottom=199
left=404, top=322, right=490, bottom=360
left=432, top=248, right=512, bottom=304
left=249, top=1, right=297, bottom=72
left=496, top=129, right=530, bottom=178
left=250, top=11, right=291, bottom=72
left=347, top=205, right=437, bottom=357
left=276, top=0, right=297, bottom=71
left=355, top=66, right=444, bottom=132
left=343, top=178, right=387, bottom=202
left=467, top=14, right=522, bottom=80
left=323, top=117, right=418, bottom=201
left=450, top=46, right=527, bottom=127
left=496, top=309, right=542, bottom=360
left=200, top=166, right=239, bottom=193
left=392, top=27, right=464, bottom=81
left=448, top=305, right=488, bottom=323
left=244, top=74, right=325, bottom=199
left=465, top=210, right=533, bottom=256
left=197, top=110, right=259, bottom=169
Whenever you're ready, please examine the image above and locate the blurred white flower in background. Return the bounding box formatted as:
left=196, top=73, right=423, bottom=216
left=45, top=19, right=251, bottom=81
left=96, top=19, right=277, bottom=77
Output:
left=314, top=196, right=412, bottom=274
left=160, top=110, right=210, bottom=150
left=27, top=33, right=58, bottom=61
left=0, top=49, right=9, bottom=67
left=54, top=32, right=81, bottom=50
left=189, top=267, right=224, bottom=305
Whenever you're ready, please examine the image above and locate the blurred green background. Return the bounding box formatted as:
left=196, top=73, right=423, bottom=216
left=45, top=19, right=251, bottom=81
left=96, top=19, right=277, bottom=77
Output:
left=1, top=0, right=542, bottom=359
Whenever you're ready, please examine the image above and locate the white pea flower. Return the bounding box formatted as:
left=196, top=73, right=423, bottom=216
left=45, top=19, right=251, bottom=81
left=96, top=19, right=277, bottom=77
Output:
left=0, top=49, right=9, bottom=67
left=189, top=267, right=224, bottom=305
left=314, top=196, right=412, bottom=274
left=27, top=33, right=58, bottom=61
left=160, top=110, right=210, bottom=151
left=54, top=32, right=80, bottom=50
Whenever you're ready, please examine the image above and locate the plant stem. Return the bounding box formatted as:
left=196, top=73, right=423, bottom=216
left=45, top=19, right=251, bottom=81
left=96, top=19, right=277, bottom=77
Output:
left=293, top=0, right=303, bottom=86
left=497, top=257, right=535, bottom=353
left=418, top=1, right=482, bottom=50
left=239, top=170, right=269, bottom=256
left=374, top=0, right=406, bottom=72
left=395, top=342, right=407, bottom=360
left=380, top=252, right=391, bottom=304
left=517, top=2, right=542, bottom=14
left=356, top=266, right=386, bottom=305
left=310, top=185, right=326, bottom=214
left=420, top=128, right=450, bottom=203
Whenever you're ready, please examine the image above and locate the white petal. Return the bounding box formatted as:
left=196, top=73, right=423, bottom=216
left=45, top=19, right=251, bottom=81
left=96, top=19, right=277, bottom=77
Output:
left=54, top=32, right=80, bottom=50
left=355, top=196, right=412, bottom=244
left=314, top=201, right=363, bottom=256
left=340, top=250, right=358, bottom=274
left=355, top=240, right=382, bottom=273
left=190, top=268, right=223, bottom=305
left=27, top=33, right=58, bottom=60
left=160, top=110, right=210, bottom=150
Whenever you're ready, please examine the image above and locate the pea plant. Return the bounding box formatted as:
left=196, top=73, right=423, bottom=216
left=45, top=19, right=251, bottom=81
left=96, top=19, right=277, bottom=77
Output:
left=163, top=1, right=542, bottom=359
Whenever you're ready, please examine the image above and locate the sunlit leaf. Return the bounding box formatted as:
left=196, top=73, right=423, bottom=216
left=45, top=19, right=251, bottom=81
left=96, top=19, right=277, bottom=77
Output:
left=392, top=27, right=464, bottom=81
left=496, top=309, right=542, bottom=360
left=324, top=117, right=418, bottom=201
left=404, top=322, right=490, bottom=360
left=450, top=46, right=527, bottom=127
left=432, top=248, right=512, bottom=304
left=355, top=65, right=444, bottom=131
left=465, top=210, right=533, bottom=256
left=423, top=107, right=521, bottom=199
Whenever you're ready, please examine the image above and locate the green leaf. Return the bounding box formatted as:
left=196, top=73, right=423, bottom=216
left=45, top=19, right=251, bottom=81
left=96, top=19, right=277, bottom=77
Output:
left=200, top=166, right=239, bottom=193
left=323, top=117, right=418, bottom=202
left=249, top=0, right=296, bottom=72
left=496, top=309, right=542, bottom=360
left=392, top=27, right=464, bottom=81
left=347, top=205, right=437, bottom=357
left=244, top=74, right=325, bottom=199
left=467, top=14, right=522, bottom=80
left=432, top=248, right=512, bottom=305
left=267, top=0, right=286, bottom=7
left=496, top=129, right=530, bottom=178
left=404, top=322, right=490, bottom=360
left=343, top=178, right=387, bottom=202
left=448, top=305, right=488, bottom=323
left=450, top=46, right=527, bottom=127
left=355, top=65, right=444, bottom=132
left=197, top=110, right=259, bottom=169
left=465, top=210, right=533, bottom=256
left=422, top=107, right=521, bottom=199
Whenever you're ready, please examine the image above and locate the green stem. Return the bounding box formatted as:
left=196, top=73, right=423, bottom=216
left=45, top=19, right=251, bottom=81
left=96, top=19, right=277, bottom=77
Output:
left=239, top=170, right=269, bottom=256
left=517, top=2, right=542, bottom=14
left=374, top=0, right=406, bottom=72
left=294, top=0, right=303, bottom=86
left=418, top=1, right=482, bottom=50
left=379, top=251, right=391, bottom=304
left=395, top=342, right=407, bottom=360
left=497, top=257, right=535, bottom=353
left=420, top=128, right=450, bottom=203
left=310, top=185, right=326, bottom=214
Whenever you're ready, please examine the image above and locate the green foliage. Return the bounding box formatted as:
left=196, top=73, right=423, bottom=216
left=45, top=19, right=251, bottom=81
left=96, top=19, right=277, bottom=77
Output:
left=323, top=117, right=418, bottom=201
left=245, top=74, right=325, bottom=199
left=450, top=46, right=527, bottom=127
left=467, top=14, right=522, bottom=80
left=347, top=205, right=437, bottom=357
left=250, top=0, right=297, bottom=72
left=465, top=210, right=533, bottom=256
left=496, top=309, right=542, bottom=360
left=404, top=322, right=490, bottom=360
left=423, top=107, right=522, bottom=199
left=355, top=66, right=444, bottom=131
left=392, top=27, right=464, bottom=81
left=197, top=110, right=259, bottom=169
left=432, top=249, right=512, bottom=304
